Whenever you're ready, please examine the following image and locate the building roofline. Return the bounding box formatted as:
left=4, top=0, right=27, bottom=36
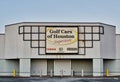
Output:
left=0, top=33, right=5, bottom=35
left=5, top=22, right=116, bottom=27
left=116, top=34, right=120, bottom=35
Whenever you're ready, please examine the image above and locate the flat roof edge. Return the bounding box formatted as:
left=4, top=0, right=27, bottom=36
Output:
left=116, top=34, right=120, bottom=35
left=0, top=33, right=5, bottom=35
left=5, top=22, right=116, bottom=27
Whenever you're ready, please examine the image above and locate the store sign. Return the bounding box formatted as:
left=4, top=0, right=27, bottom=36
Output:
left=46, top=27, right=78, bottom=54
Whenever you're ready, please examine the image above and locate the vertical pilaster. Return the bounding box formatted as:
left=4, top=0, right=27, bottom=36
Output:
left=93, top=59, right=103, bottom=76
left=19, top=59, right=31, bottom=77
left=0, top=60, right=6, bottom=76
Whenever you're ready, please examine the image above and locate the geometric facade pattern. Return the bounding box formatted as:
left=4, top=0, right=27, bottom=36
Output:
left=19, top=25, right=104, bottom=55
left=78, top=26, right=104, bottom=55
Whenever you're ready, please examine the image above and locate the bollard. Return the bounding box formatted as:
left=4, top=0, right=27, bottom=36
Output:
left=13, top=69, right=16, bottom=77
left=40, top=69, right=42, bottom=77
left=71, top=69, right=73, bottom=77
left=60, top=69, right=63, bottom=77
left=81, top=69, right=84, bottom=77
left=50, top=69, right=53, bottom=77
left=106, top=68, right=109, bottom=77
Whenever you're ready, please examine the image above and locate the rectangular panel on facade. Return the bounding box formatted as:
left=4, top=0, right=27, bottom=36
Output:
left=46, top=27, right=78, bottom=54
left=40, top=27, right=45, bottom=33
left=39, top=41, right=45, bottom=47
left=93, top=27, right=99, bottom=33
left=79, top=41, right=85, bottom=47
left=100, top=27, right=104, bottom=34
left=79, top=48, right=85, bottom=54
left=24, top=27, right=31, bottom=33
left=85, top=34, right=92, bottom=40
left=79, top=34, right=84, bottom=40
left=79, top=27, right=84, bottom=34
left=19, top=26, right=23, bottom=34
left=85, top=27, right=92, bottom=33
left=31, top=41, right=38, bottom=48
left=39, top=48, right=45, bottom=54
left=24, top=34, right=30, bottom=40
left=32, top=34, right=38, bottom=40
left=93, top=34, right=99, bottom=40
left=32, top=27, right=38, bottom=33
left=39, top=34, right=45, bottom=40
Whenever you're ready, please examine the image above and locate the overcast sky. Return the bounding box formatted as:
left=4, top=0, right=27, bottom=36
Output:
left=0, top=0, right=120, bottom=34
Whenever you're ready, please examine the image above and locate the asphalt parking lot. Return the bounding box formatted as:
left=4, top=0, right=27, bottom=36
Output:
left=0, top=77, right=120, bottom=82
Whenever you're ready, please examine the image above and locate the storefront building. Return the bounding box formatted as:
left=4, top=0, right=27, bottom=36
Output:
left=0, top=22, right=120, bottom=77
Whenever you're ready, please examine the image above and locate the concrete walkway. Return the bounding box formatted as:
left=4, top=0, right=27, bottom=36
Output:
left=0, top=77, right=120, bottom=82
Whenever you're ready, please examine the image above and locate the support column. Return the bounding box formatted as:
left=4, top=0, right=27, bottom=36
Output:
left=0, top=60, right=6, bottom=76
left=93, top=59, right=103, bottom=76
left=19, top=59, right=31, bottom=77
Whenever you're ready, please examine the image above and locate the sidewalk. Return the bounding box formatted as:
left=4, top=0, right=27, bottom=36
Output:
left=0, top=76, right=120, bottom=82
